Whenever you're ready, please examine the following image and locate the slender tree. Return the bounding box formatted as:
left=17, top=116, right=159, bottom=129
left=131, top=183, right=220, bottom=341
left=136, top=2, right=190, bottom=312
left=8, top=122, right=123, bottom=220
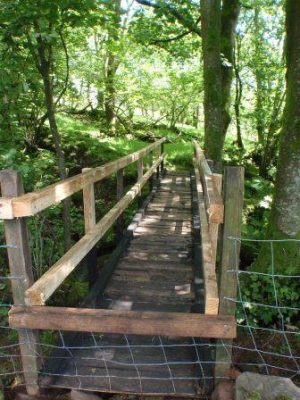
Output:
left=255, top=0, right=300, bottom=273
left=135, top=0, right=240, bottom=164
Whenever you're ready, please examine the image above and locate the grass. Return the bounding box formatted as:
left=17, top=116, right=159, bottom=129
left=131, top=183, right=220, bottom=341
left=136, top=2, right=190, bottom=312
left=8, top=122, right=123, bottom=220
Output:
left=56, top=114, right=196, bottom=172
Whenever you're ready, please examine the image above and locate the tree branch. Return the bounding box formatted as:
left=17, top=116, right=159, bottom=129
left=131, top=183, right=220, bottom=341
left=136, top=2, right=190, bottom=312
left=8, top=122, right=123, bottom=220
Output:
left=151, top=29, right=192, bottom=43
left=135, top=0, right=201, bottom=36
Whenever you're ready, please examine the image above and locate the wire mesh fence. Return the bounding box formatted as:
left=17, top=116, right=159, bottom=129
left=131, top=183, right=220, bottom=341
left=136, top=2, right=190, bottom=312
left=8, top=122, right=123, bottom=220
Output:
left=0, top=238, right=300, bottom=396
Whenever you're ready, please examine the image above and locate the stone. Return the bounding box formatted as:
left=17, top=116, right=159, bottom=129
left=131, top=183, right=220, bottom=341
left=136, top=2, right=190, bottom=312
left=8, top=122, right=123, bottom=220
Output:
left=69, top=390, right=103, bottom=400
left=210, top=381, right=234, bottom=400
left=235, top=372, right=300, bottom=400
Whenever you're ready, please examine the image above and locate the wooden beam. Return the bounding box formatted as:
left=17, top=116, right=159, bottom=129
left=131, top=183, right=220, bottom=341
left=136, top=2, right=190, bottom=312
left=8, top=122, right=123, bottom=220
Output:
left=82, top=168, right=98, bottom=288
left=193, top=140, right=212, bottom=176
left=0, top=171, right=40, bottom=396
left=25, top=156, right=164, bottom=306
left=0, top=198, right=13, bottom=219
left=214, top=166, right=244, bottom=382
left=116, top=168, right=124, bottom=241
left=9, top=306, right=236, bottom=339
left=193, top=141, right=224, bottom=224
left=0, top=139, right=165, bottom=219
left=209, top=173, right=223, bottom=264
left=195, top=158, right=224, bottom=224
left=193, top=159, right=219, bottom=315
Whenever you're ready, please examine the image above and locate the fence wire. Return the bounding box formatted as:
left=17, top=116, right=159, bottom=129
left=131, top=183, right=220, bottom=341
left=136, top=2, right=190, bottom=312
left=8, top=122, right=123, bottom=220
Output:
left=0, top=238, right=300, bottom=396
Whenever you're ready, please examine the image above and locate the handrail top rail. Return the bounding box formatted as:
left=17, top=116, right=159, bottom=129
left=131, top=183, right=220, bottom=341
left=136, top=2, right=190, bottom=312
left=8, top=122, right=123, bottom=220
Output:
left=192, top=139, right=213, bottom=176
left=0, top=138, right=165, bottom=219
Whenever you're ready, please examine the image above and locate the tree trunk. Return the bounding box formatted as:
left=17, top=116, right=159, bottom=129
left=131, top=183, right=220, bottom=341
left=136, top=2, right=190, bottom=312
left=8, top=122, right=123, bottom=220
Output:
left=40, top=62, right=71, bottom=251
left=254, top=0, right=300, bottom=273
left=253, top=8, right=265, bottom=146
left=220, top=0, right=241, bottom=137
left=201, top=0, right=223, bottom=164
left=105, top=49, right=117, bottom=132
left=104, top=0, right=121, bottom=133
left=202, top=0, right=240, bottom=164
left=233, top=36, right=244, bottom=150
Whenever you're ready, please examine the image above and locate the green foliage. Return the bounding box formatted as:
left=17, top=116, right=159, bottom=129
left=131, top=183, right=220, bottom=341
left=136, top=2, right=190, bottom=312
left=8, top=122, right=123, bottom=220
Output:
left=239, top=274, right=300, bottom=326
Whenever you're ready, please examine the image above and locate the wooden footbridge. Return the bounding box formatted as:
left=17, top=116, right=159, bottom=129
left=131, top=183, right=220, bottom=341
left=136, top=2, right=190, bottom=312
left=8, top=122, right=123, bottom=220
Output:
left=0, top=139, right=244, bottom=398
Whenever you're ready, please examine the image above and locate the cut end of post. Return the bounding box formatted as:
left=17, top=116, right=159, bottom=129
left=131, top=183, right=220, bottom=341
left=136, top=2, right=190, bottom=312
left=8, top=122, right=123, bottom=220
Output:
left=25, top=289, right=44, bottom=306
left=205, top=298, right=219, bottom=316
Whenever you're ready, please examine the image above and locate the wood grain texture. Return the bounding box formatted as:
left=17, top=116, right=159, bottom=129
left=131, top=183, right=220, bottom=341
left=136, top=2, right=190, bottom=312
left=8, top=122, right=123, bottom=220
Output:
left=0, top=139, right=165, bottom=219
left=0, top=170, right=40, bottom=396
left=193, top=159, right=219, bottom=315
left=9, top=306, right=236, bottom=339
left=25, top=156, right=163, bottom=305
left=193, top=140, right=224, bottom=224
left=214, top=166, right=244, bottom=382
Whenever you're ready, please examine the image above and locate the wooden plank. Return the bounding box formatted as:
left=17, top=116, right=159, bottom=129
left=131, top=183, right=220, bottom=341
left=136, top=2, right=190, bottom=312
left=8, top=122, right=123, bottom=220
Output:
left=209, top=173, right=223, bottom=264
left=0, top=139, right=165, bottom=219
left=9, top=306, right=237, bottom=339
left=116, top=168, right=124, bottom=240
left=25, top=156, right=163, bottom=306
left=149, top=151, right=153, bottom=191
left=214, top=166, right=244, bottom=382
left=82, top=168, right=98, bottom=287
left=193, top=159, right=219, bottom=315
left=0, top=197, right=13, bottom=219
left=84, top=185, right=159, bottom=306
left=193, top=140, right=212, bottom=175
left=193, top=141, right=224, bottom=224
left=195, top=158, right=223, bottom=224
left=82, top=168, right=96, bottom=232
left=117, top=260, right=192, bottom=272
left=0, top=170, right=40, bottom=396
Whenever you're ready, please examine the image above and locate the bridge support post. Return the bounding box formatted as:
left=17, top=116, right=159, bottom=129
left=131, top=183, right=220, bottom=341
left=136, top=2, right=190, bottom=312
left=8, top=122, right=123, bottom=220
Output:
left=116, top=167, right=125, bottom=240
left=137, top=159, right=143, bottom=208
left=161, top=142, right=165, bottom=174
left=82, top=168, right=98, bottom=287
left=0, top=170, right=40, bottom=396
left=149, top=151, right=153, bottom=192
left=214, top=166, right=244, bottom=384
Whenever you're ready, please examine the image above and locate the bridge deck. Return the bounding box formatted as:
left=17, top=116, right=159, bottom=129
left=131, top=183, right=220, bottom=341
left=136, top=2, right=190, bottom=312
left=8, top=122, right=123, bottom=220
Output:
left=40, top=171, right=212, bottom=397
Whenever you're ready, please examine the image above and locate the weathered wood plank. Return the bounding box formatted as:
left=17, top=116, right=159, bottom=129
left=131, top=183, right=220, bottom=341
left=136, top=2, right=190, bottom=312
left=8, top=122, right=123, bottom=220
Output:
left=116, top=167, right=124, bottom=240
left=0, top=139, right=165, bottom=219
left=25, top=156, right=163, bottom=305
left=82, top=168, right=98, bottom=287
left=214, top=166, right=244, bottom=382
left=0, top=171, right=40, bottom=396
left=9, top=306, right=236, bottom=339
left=193, top=141, right=224, bottom=224
left=193, top=159, right=219, bottom=315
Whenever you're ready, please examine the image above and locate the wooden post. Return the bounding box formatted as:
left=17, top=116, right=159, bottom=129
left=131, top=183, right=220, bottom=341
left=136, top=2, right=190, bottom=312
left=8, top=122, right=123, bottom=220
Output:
left=149, top=151, right=153, bottom=191
left=156, top=146, right=161, bottom=181
left=116, top=168, right=124, bottom=240
left=82, top=168, right=98, bottom=287
left=209, top=173, right=223, bottom=265
left=137, top=159, right=143, bottom=208
left=161, top=142, right=165, bottom=174
left=0, top=170, right=40, bottom=396
left=214, top=166, right=244, bottom=383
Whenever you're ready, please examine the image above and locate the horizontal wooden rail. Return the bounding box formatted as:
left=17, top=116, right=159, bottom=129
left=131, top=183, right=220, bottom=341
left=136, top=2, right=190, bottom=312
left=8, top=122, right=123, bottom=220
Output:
left=0, top=138, right=165, bottom=219
left=25, top=155, right=164, bottom=306
left=193, top=140, right=223, bottom=224
left=9, top=306, right=236, bottom=339
left=193, top=158, right=219, bottom=315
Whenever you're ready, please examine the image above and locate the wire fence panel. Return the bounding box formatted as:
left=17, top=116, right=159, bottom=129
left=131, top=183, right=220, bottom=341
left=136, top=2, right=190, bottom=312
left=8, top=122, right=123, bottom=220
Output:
left=0, top=238, right=300, bottom=395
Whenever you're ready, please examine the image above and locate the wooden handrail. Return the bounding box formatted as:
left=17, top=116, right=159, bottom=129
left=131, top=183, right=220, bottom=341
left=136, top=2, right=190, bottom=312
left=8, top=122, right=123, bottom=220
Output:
left=0, top=138, right=165, bottom=219
left=25, top=155, right=164, bottom=305
left=9, top=306, right=237, bottom=339
left=193, top=157, right=219, bottom=315
left=193, top=140, right=224, bottom=224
